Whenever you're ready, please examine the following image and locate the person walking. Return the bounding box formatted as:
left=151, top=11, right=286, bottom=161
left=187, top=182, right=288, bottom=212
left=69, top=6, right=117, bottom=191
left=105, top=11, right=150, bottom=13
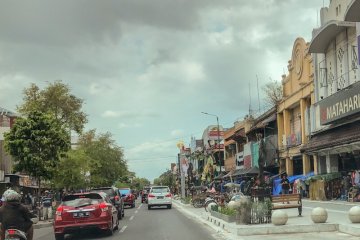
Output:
left=41, top=191, right=53, bottom=221
left=281, top=174, right=290, bottom=204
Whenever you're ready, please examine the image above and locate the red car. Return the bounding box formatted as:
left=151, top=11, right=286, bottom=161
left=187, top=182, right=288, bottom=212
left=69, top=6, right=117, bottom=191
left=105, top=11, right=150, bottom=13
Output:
left=53, top=192, right=119, bottom=240
left=119, top=188, right=136, bottom=208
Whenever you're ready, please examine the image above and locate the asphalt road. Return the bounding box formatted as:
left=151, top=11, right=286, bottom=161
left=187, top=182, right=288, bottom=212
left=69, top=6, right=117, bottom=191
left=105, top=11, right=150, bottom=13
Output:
left=34, top=199, right=218, bottom=240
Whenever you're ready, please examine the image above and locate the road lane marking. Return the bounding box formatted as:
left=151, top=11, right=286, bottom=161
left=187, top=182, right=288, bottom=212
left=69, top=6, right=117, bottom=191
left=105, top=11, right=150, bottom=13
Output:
left=119, top=226, right=127, bottom=233
left=130, top=216, right=134, bottom=221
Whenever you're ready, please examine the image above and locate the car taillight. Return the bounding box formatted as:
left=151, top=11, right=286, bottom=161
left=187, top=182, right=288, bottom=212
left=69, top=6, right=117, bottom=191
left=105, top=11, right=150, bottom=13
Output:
left=56, top=206, right=64, bottom=216
left=99, top=202, right=109, bottom=212
left=165, top=193, right=172, bottom=198
left=7, top=229, right=16, bottom=235
left=115, top=195, right=120, bottom=201
left=148, top=194, right=155, bottom=198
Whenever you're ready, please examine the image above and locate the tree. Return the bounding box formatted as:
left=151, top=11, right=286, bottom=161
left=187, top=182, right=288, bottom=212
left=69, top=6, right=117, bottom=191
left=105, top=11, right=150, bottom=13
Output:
left=78, top=130, right=128, bottom=187
left=53, top=149, right=90, bottom=191
left=154, top=170, right=175, bottom=189
left=4, top=111, right=71, bottom=181
left=262, top=80, right=283, bottom=107
left=17, top=80, right=87, bottom=133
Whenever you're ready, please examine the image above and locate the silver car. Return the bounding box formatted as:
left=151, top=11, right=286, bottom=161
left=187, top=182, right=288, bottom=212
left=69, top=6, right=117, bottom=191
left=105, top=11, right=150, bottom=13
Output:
left=147, top=186, right=172, bottom=210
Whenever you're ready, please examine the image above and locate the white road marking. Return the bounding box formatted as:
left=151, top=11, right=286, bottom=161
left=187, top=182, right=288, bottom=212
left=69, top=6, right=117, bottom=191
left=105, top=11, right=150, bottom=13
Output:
left=137, top=204, right=142, bottom=209
left=130, top=215, right=134, bottom=221
left=119, top=226, right=127, bottom=233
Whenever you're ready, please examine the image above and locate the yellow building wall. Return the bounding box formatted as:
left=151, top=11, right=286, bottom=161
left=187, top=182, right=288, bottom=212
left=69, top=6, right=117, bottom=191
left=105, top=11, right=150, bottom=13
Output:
left=277, top=37, right=314, bottom=176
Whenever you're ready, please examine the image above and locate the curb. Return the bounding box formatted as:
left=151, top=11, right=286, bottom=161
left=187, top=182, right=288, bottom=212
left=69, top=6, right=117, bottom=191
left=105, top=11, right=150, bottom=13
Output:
left=172, top=201, right=228, bottom=234
left=174, top=200, right=360, bottom=237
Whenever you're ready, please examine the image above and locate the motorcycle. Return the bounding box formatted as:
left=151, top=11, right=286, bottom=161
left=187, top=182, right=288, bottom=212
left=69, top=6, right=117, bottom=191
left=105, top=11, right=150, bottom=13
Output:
left=204, top=196, right=217, bottom=212
left=4, top=228, right=27, bottom=240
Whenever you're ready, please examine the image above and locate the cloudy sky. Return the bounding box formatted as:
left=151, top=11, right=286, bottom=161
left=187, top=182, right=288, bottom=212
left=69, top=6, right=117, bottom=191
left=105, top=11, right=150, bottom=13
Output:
left=0, top=0, right=325, bottom=181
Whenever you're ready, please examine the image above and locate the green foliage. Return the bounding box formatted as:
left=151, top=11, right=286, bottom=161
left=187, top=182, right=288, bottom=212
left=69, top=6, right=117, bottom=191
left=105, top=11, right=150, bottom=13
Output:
left=114, top=182, right=130, bottom=189
left=4, top=111, right=70, bottom=180
left=211, top=204, right=219, bottom=212
left=218, top=206, right=236, bottom=216
left=154, top=170, right=175, bottom=189
left=251, top=198, right=272, bottom=219
left=53, top=149, right=90, bottom=190
left=78, top=130, right=128, bottom=187
left=17, top=80, right=87, bottom=133
left=181, top=196, right=191, bottom=204
left=129, top=177, right=150, bottom=190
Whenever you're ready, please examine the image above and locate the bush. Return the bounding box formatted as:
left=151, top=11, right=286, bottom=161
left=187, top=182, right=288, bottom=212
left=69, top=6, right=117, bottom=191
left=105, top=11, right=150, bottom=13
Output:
left=218, top=206, right=236, bottom=216
left=181, top=196, right=191, bottom=204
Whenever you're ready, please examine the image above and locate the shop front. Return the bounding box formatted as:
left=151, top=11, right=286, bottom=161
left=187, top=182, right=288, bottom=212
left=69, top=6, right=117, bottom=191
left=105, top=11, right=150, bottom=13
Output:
left=303, top=81, right=360, bottom=200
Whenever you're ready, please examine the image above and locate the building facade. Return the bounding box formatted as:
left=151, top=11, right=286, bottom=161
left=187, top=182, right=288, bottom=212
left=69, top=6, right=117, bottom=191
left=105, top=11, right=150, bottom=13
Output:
left=302, top=0, right=360, bottom=175
left=277, top=37, right=315, bottom=176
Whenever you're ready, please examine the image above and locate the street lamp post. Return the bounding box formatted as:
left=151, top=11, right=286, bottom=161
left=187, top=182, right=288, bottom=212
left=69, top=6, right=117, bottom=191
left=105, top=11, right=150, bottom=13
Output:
left=201, top=112, right=222, bottom=174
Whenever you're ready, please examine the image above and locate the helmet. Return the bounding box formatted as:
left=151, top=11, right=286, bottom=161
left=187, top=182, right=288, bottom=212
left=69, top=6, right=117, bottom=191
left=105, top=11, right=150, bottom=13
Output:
left=2, top=189, right=21, bottom=202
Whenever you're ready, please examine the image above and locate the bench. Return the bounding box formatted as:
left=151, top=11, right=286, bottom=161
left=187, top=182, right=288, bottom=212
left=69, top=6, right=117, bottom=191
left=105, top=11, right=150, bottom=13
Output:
left=271, top=193, right=302, bottom=216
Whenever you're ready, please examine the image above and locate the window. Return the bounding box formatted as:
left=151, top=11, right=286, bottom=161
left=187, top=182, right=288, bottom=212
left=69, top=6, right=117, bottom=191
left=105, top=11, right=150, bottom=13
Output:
left=151, top=187, right=169, bottom=193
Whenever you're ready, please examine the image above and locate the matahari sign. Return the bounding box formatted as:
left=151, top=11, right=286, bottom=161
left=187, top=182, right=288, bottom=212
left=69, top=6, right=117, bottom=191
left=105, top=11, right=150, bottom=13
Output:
left=320, top=81, right=360, bottom=125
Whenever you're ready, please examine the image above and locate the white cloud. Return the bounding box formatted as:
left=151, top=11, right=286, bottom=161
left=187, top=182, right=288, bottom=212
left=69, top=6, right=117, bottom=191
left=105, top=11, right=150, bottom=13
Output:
left=102, top=110, right=120, bottom=118
left=171, top=129, right=184, bottom=137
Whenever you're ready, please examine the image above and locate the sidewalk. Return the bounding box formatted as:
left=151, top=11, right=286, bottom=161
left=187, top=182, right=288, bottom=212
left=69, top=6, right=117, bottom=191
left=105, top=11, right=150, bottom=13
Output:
left=173, top=198, right=360, bottom=238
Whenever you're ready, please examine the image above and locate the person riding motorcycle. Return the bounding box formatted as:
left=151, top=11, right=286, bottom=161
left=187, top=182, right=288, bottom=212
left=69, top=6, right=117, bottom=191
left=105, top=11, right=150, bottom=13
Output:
left=0, top=189, right=36, bottom=240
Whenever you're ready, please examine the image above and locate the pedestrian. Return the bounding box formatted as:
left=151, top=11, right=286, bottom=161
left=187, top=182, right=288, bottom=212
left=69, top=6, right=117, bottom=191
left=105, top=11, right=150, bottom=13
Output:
left=281, top=174, right=290, bottom=203
left=41, top=191, right=53, bottom=221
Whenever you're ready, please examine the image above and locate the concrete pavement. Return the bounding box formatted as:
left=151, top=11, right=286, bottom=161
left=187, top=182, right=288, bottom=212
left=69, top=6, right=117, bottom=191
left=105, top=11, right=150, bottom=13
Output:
left=173, top=198, right=360, bottom=238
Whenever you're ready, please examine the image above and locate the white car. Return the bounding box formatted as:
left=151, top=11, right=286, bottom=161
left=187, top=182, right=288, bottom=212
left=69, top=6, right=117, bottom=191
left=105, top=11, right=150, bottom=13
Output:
left=147, top=186, right=172, bottom=210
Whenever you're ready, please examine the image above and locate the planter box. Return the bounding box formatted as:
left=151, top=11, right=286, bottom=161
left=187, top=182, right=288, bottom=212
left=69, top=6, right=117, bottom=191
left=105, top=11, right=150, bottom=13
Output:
left=210, top=210, right=236, bottom=223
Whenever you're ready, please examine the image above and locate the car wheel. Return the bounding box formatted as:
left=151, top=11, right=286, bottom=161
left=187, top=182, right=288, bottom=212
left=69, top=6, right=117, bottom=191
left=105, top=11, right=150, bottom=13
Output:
left=105, top=220, right=114, bottom=236
left=114, top=218, right=119, bottom=230
left=132, top=202, right=135, bottom=208
left=167, top=204, right=172, bottom=209
left=148, top=205, right=151, bottom=210
left=55, top=234, right=65, bottom=240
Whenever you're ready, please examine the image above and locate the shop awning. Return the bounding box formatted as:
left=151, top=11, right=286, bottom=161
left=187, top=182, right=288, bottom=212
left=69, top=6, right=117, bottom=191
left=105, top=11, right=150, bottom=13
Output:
left=301, top=119, right=360, bottom=154
left=309, top=20, right=355, bottom=53
left=345, top=0, right=360, bottom=22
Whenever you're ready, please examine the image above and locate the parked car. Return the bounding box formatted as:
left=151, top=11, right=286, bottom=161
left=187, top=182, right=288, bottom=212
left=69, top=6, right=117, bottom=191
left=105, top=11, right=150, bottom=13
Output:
left=53, top=192, right=118, bottom=240
left=119, top=188, right=136, bottom=208
left=92, top=186, right=124, bottom=220
left=147, top=186, right=172, bottom=210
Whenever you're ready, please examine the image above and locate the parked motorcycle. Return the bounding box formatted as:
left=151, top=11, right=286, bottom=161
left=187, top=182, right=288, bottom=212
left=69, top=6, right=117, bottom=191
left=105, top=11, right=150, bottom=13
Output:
left=204, top=196, right=217, bottom=212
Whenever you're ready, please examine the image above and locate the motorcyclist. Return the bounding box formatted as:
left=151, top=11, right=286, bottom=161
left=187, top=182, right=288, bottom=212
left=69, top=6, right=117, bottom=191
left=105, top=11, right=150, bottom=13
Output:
left=0, top=189, right=36, bottom=240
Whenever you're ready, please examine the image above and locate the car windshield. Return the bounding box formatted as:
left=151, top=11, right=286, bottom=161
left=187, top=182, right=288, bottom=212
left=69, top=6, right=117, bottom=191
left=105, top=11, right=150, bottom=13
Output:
left=92, top=188, right=114, bottom=197
left=151, top=187, right=169, bottom=193
left=119, top=189, right=130, bottom=195
left=62, top=193, right=103, bottom=207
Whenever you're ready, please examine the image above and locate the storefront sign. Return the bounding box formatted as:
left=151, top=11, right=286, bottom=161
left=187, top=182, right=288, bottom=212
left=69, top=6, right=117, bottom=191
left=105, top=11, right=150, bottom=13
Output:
left=320, top=81, right=360, bottom=125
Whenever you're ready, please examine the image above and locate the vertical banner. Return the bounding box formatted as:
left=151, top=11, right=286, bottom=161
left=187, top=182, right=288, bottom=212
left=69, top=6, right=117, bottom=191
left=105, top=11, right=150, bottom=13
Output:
left=357, top=22, right=360, bottom=66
